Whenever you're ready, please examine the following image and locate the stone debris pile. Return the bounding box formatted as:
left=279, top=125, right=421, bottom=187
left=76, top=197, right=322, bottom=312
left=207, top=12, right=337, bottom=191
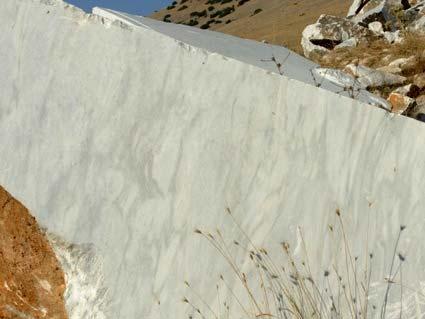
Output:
left=302, top=0, right=425, bottom=121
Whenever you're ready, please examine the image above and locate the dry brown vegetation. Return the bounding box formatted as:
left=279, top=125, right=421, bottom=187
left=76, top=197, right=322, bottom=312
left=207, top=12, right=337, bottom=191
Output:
left=319, top=32, right=425, bottom=100
left=320, top=32, right=425, bottom=74
left=185, top=208, right=409, bottom=319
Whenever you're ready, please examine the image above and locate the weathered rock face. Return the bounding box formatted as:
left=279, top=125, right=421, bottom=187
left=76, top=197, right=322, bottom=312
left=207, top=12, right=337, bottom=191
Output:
left=301, top=14, right=374, bottom=59
left=0, top=186, right=68, bottom=318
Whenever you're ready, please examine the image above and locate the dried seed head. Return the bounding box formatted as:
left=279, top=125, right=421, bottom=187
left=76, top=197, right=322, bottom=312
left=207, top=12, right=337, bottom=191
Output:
left=400, top=225, right=406, bottom=232
left=324, top=270, right=330, bottom=277
left=194, top=229, right=202, bottom=234
left=226, top=207, right=232, bottom=215
left=184, top=281, right=190, bottom=287
left=182, top=297, right=189, bottom=303
left=336, top=208, right=341, bottom=216
left=398, top=253, right=406, bottom=262
left=281, top=242, right=290, bottom=251
left=260, top=248, right=268, bottom=255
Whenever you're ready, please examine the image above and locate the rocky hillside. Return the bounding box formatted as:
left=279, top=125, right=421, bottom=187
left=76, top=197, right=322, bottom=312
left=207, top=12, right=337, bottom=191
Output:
left=301, top=0, right=425, bottom=122
left=151, top=0, right=352, bottom=53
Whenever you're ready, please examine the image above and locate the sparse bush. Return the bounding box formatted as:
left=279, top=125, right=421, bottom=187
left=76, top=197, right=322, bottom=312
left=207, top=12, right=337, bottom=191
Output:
left=238, top=0, right=250, bottom=6
left=252, top=8, right=262, bottom=16
left=200, top=22, right=211, bottom=29
left=163, top=14, right=172, bottom=22
left=185, top=19, right=199, bottom=26
left=178, top=5, right=188, bottom=11
left=190, top=9, right=208, bottom=18
left=166, top=5, right=175, bottom=10
left=208, top=6, right=215, bottom=11
left=210, top=6, right=235, bottom=18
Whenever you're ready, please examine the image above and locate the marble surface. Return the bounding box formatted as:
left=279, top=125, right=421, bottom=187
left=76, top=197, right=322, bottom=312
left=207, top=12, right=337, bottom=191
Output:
left=2, top=0, right=425, bottom=318
left=94, top=7, right=390, bottom=109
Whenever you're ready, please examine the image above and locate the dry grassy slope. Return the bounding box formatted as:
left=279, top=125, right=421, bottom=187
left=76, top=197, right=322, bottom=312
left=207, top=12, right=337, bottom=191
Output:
left=151, top=0, right=352, bottom=54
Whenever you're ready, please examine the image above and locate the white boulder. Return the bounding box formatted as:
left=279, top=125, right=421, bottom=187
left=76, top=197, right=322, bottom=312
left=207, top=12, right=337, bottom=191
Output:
left=301, top=14, right=373, bottom=59
left=368, top=21, right=384, bottom=33
left=344, top=63, right=407, bottom=87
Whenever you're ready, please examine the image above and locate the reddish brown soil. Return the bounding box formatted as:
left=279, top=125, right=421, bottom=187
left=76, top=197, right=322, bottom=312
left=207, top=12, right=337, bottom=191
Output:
left=0, top=186, right=68, bottom=318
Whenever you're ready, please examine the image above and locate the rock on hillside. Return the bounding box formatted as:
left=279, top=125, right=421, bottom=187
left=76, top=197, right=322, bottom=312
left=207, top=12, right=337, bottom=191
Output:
left=151, top=0, right=352, bottom=53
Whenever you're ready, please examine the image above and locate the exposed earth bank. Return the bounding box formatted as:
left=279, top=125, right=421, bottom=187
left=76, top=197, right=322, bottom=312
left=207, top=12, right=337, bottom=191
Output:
left=0, top=186, right=68, bottom=318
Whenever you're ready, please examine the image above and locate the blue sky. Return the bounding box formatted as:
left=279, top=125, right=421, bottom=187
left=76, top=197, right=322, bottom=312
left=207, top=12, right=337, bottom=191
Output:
left=66, top=0, right=172, bottom=16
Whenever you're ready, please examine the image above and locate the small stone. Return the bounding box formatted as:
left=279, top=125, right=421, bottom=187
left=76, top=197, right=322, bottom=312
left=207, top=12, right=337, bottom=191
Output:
left=383, top=30, right=403, bottom=44
left=382, top=55, right=394, bottom=64
left=368, top=21, right=384, bottom=34
left=387, top=92, right=416, bottom=114
left=413, top=72, right=425, bottom=89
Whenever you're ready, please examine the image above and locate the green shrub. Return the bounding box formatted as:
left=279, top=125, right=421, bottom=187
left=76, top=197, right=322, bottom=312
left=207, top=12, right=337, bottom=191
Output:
left=252, top=8, right=262, bottom=16
left=238, top=0, right=250, bottom=6
left=163, top=14, right=172, bottom=22
left=190, top=10, right=208, bottom=18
